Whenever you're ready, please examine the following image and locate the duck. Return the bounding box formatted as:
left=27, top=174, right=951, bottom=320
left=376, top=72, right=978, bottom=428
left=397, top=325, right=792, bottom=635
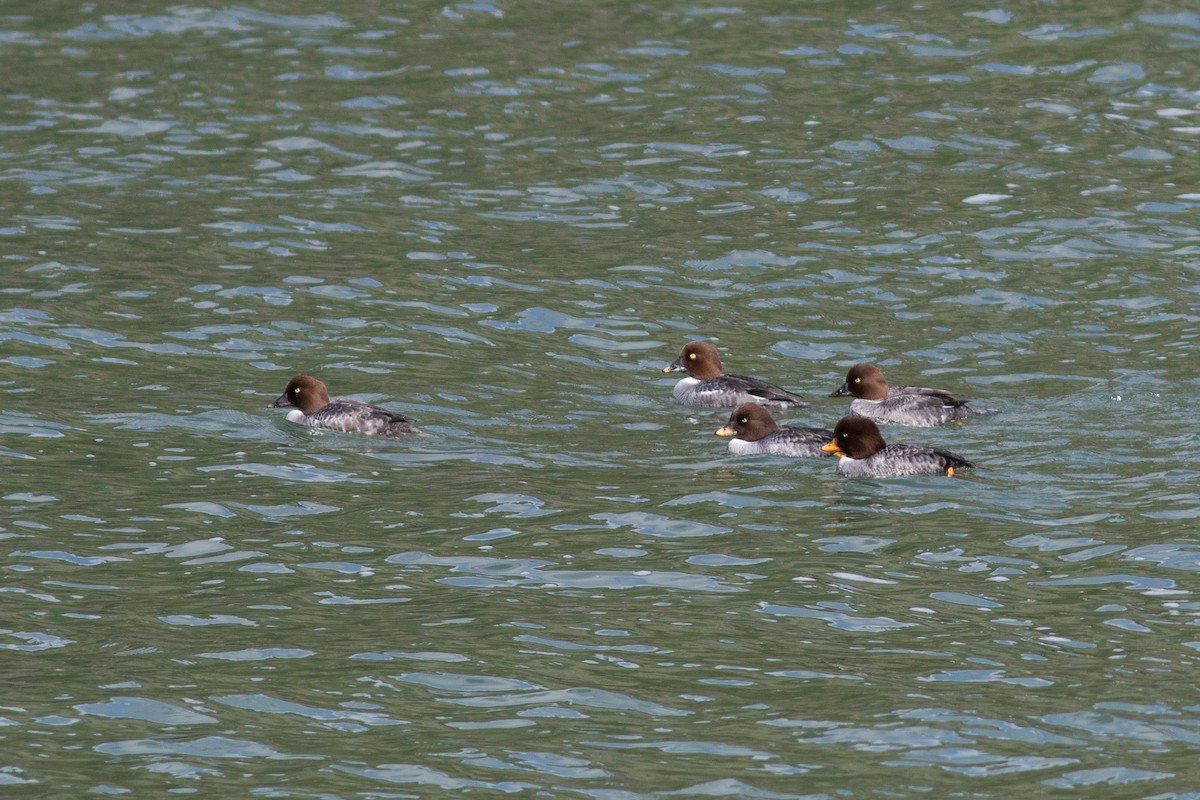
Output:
left=829, top=363, right=998, bottom=427
left=267, top=374, right=422, bottom=438
left=715, top=404, right=833, bottom=457
left=821, top=415, right=974, bottom=477
left=663, top=341, right=809, bottom=408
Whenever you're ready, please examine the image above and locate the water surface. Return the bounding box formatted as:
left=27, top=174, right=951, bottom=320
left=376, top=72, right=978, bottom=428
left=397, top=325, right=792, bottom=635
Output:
left=2, top=2, right=1200, bottom=797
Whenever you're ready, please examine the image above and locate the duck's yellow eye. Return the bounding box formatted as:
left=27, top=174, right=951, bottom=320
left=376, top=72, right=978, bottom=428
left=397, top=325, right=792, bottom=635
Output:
left=853, top=377, right=861, bottom=384
left=689, top=352, right=697, bottom=360
left=293, top=387, right=302, bottom=394
left=841, top=431, right=849, bottom=438
left=739, top=417, right=748, bottom=424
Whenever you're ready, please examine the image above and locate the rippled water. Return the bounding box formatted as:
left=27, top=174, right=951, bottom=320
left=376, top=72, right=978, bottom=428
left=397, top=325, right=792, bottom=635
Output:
left=2, top=2, right=1200, bottom=797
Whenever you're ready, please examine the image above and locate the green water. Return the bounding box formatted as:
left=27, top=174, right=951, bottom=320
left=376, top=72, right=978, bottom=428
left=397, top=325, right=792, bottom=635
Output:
left=2, top=1, right=1199, bottom=797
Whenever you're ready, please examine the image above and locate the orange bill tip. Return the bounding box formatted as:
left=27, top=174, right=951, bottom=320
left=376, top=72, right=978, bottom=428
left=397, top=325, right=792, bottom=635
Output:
left=715, top=426, right=736, bottom=437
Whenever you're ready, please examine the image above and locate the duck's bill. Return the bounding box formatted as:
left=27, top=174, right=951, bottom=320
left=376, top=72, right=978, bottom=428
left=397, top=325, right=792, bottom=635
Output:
left=715, top=426, right=736, bottom=437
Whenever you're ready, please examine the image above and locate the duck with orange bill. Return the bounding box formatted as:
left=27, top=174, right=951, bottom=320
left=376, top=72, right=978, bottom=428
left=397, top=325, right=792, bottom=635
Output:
left=821, top=416, right=974, bottom=477
left=715, top=404, right=833, bottom=457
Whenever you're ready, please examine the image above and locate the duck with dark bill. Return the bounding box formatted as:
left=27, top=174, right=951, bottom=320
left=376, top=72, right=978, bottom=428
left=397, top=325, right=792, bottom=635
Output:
left=664, top=340, right=809, bottom=409
left=268, top=374, right=423, bottom=439
left=829, top=363, right=998, bottom=427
